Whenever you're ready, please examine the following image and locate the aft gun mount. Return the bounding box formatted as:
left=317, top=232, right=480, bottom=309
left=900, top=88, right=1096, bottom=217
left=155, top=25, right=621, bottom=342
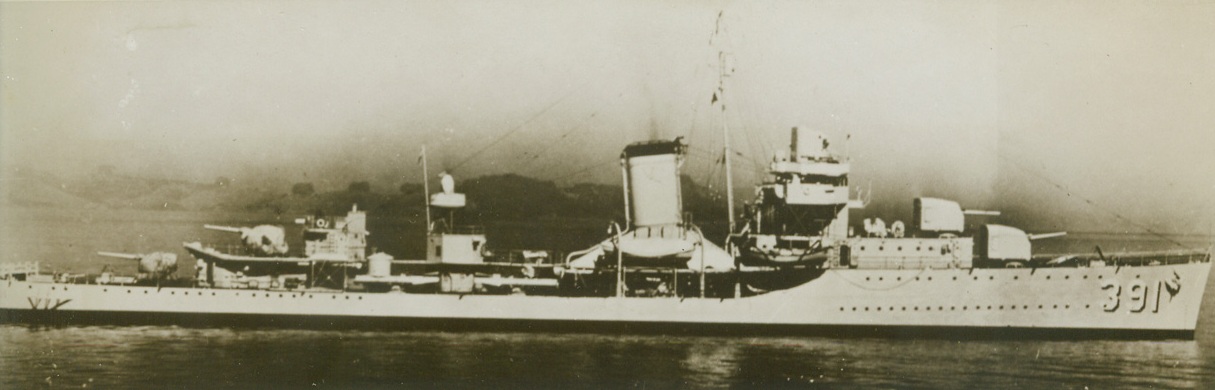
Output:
left=204, top=224, right=289, bottom=257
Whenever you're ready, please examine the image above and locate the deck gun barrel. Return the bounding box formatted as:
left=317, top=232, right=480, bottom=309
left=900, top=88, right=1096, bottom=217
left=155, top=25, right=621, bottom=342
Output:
left=1028, top=231, right=1067, bottom=240
left=96, top=251, right=143, bottom=260
left=204, top=225, right=244, bottom=233
left=963, top=209, right=1001, bottom=217
left=97, top=251, right=179, bottom=279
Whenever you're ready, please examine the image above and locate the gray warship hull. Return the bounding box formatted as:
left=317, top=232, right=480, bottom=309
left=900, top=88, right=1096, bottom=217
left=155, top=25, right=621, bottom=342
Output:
left=4, top=261, right=1208, bottom=339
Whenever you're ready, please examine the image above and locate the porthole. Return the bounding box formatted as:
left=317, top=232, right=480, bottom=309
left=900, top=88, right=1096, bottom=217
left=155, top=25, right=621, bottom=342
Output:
left=1046, top=276, right=1051, bottom=280
left=952, top=276, right=957, bottom=281
left=358, top=296, right=363, bottom=300
left=1065, top=305, right=1070, bottom=309
left=877, top=307, right=882, bottom=311
left=962, top=306, right=967, bottom=310
left=1084, top=275, right=1089, bottom=279
left=916, top=247, right=922, bottom=251
left=840, top=307, right=845, bottom=311
left=866, top=277, right=871, bottom=281
left=897, top=246, right=902, bottom=251
left=897, top=277, right=902, bottom=281
left=852, top=307, right=857, bottom=311
left=103, top=289, right=108, bottom=292
left=1085, top=304, right=1090, bottom=309
left=928, top=247, right=934, bottom=251
left=973, top=276, right=978, bottom=280
left=987, top=306, right=992, bottom=310
left=1014, top=276, right=1019, bottom=280
left=860, top=246, right=866, bottom=251
left=170, top=291, right=175, bottom=295
left=878, top=277, right=884, bottom=281
left=1038, top=305, right=1043, bottom=309
left=879, top=246, right=885, bottom=251
left=1023, top=305, right=1028, bottom=309
left=901, top=307, right=907, bottom=311
left=865, top=307, right=870, bottom=311
left=999, top=305, right=1004, bottom=310
left=1065, top=276, right=1070, bottom=280
left=989, top=276, right=994, bottom=280
left=51, top=286, right=55, bottom=291
left=278, top=294, right=283, bottom=298
left=211, top=292, right=216, bottom=296
left=1053, top=305, right=1058, bottom=309
left=1136, top=275, right=1141, bottom=279
left=914, top=307, right=919, bottom=311
left=950, top=306, right=955, bottom=311
left=938, top=307, right=943, bottom=311
left=1098, top=275, right=1103, bottom=279
left=927, top=277, right=933, bottom=281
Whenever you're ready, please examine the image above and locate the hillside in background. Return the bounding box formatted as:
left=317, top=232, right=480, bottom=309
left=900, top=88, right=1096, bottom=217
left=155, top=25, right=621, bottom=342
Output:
left=0, top=166, right=731, bottom=228
left=6, top=165, right=1204, bottom=247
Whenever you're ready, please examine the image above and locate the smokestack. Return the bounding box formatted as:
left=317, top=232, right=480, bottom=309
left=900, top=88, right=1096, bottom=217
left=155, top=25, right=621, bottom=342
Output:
left=622, top=137, right=686, bottom=228
left=791, top=126, right=829, bottom=161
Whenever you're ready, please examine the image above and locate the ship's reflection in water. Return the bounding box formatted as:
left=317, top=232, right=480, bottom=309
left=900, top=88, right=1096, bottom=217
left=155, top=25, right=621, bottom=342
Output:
left=1, top=325, right=1212, bottom=388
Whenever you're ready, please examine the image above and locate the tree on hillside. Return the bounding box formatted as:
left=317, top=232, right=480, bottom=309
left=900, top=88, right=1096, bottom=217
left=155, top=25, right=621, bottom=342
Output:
left=347, top=181, right=372, bottom=193
left=292, top=182, right=316, bottom=197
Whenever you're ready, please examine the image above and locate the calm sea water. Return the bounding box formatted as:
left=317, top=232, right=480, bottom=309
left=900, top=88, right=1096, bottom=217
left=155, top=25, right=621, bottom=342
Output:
left=2, top=206, right=1213, bottom=388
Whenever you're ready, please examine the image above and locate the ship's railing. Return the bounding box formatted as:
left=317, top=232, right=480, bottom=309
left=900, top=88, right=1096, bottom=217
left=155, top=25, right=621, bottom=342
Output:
left=447, top=225, right=485, bottom=235
left=1032, top=249, right=1211, bottom=267
left=845, top=256, right=970, bottom=270
left=495, top=250, right=564, bottom=266
left=0, top=261, right=40, bottom=276
left=428, top=220, right=484, bottom=235
left=1089, top=251, right=1209, bottom=267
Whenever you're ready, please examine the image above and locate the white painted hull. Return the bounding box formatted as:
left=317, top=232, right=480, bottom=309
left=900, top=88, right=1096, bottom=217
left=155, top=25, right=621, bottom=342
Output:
left=3, top=262, right=1209, bottom=337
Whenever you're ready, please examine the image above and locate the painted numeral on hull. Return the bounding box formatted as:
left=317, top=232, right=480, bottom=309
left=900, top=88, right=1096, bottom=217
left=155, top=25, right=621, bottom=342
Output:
left=1101, top=280, right=1120, bottom=312
left=1103, top=280, right=1165, bottom=314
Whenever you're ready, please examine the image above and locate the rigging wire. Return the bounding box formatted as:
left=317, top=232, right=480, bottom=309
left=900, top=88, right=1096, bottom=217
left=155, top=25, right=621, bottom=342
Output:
left=515, top=111, right=601, bottom=172
left=995, top=151, right=1193, bottom=250
left=550, top=157, right=619, bottom=182
left=449, top=83, right=589, bottom=172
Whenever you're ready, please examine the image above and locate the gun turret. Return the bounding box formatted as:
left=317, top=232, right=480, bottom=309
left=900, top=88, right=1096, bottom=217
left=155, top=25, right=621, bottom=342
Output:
left=98, top=251, right=178, bottom=280
left=204, top=224, right=289, bottom=257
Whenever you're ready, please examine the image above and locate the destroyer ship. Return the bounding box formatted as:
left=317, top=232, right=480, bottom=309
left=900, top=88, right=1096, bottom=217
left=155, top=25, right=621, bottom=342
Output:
left=1, top=129, right=1211, bottom=338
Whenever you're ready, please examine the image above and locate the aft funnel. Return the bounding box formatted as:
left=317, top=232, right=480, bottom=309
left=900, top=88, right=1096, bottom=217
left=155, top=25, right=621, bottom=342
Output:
left=622, top=138, right=686, bottom=228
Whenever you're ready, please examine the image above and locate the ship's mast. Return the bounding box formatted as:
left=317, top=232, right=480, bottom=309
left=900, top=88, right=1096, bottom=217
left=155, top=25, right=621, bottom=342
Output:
left=714, top=12, right=736, bottom=234
left=421, top=145, right=432, bottom=233
left=723, top=112, right=735, bottom=234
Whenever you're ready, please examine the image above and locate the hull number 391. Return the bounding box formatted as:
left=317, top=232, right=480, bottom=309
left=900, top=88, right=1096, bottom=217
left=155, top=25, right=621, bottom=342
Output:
left=1101, top=273, right=1182, bottom=313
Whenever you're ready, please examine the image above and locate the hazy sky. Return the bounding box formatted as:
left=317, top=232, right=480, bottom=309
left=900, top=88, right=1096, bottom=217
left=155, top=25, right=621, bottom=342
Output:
left=2, top=1, right=1213, bottom=233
